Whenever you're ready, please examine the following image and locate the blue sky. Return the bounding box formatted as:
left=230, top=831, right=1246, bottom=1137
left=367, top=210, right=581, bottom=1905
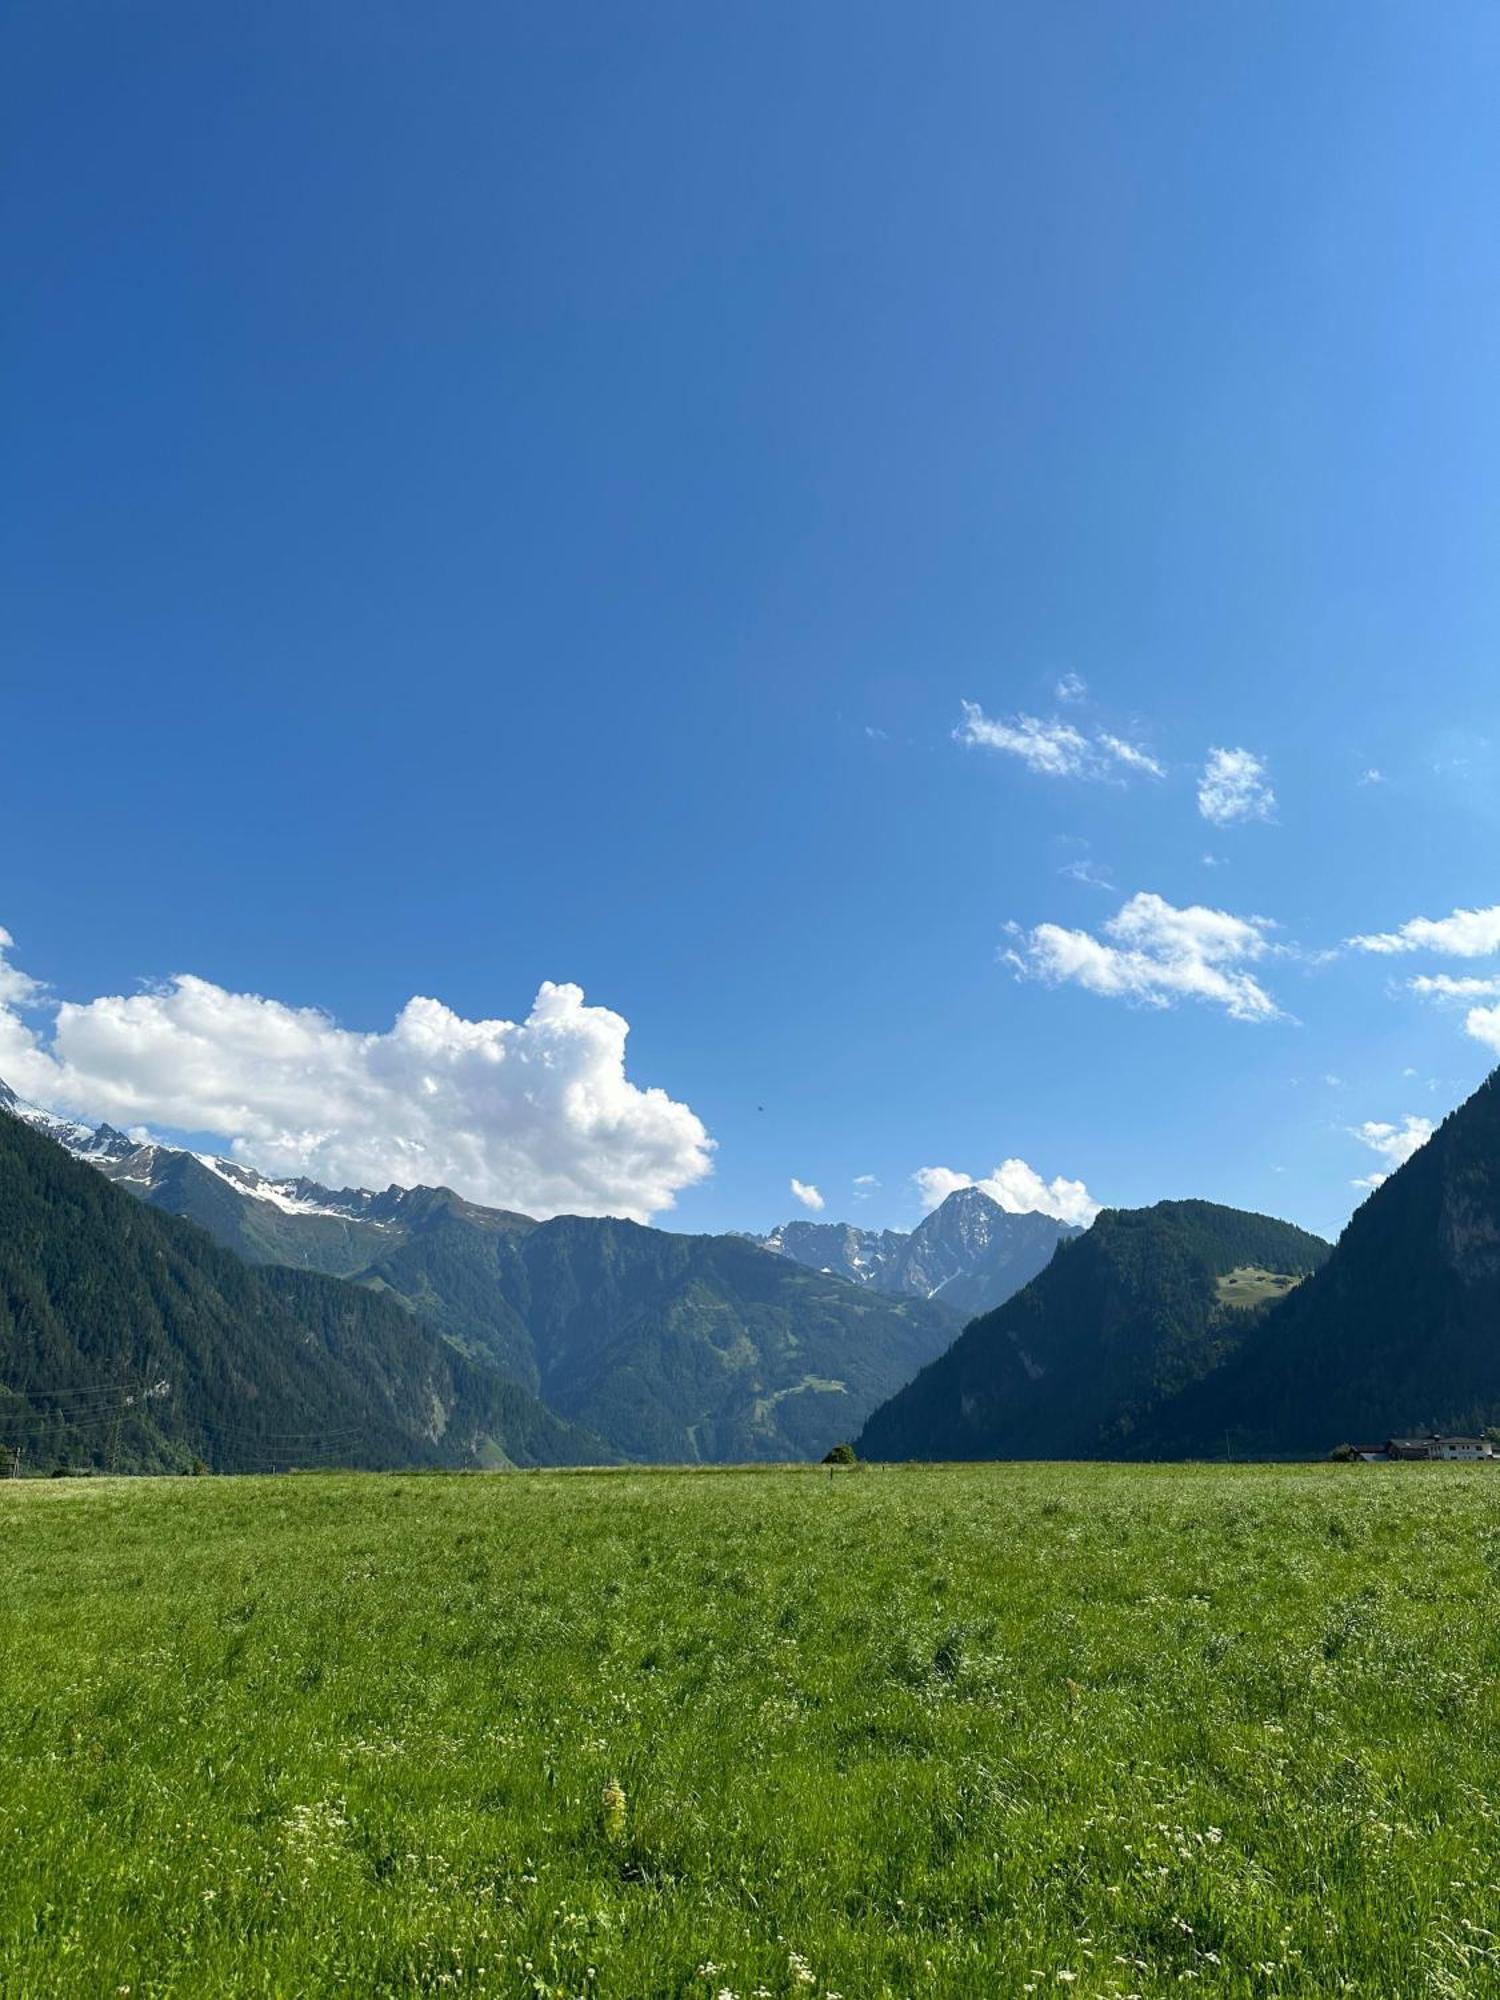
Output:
left=6, top=2, right=1500, bottom=1241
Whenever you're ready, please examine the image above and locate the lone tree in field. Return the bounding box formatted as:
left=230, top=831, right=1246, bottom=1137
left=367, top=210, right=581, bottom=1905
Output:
left=822, top=1442, right=858, bottom=1466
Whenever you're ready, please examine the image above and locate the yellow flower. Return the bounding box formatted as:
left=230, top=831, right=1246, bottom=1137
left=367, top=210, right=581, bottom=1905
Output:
left=601, top=1776, right=627, bottom=1844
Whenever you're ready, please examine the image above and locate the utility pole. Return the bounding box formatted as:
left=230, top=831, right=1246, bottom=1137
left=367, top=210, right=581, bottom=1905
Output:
left=108, top=1372, right=134, bottom=1477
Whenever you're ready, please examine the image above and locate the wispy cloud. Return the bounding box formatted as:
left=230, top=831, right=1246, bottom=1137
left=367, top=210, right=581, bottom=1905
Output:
left=1007, top=891, right=1283, bottom=1023
left=1409, top=973, right=1500, bottom=999
left=1059, top=858, right=1114, bottom=891
left=956, top=704, right=1094, bottom=775
left=1197, top=747, right=1275, bottom=825
left=1055, top=673, right=1088, bottom=703
left=790, top=1177, right=825, bottom=1212
left=1349, top=903, right=1500, bottom=957
left=956, top=703, right=1162, bottom=784
left=1098, top=733, right=1165, bottom=779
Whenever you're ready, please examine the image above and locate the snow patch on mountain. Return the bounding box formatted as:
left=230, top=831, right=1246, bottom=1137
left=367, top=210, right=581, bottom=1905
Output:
left=753, top=1185, right=1083, bottom=1319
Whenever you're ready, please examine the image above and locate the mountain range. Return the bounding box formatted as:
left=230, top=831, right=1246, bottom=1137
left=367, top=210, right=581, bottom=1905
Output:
left=859, top=1066, right=1500, bottom=1459
left=0, top=1082, right=960, bottom=1466
left=753, top=1189, right=1079, bottom=1317
left=0, top=1103, right=606, bottom=1475
left=13, top=1062, right=1500, bottom=1472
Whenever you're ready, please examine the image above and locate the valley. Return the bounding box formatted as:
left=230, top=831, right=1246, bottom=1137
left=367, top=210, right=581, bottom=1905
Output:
left=12, top=1065, right=1500, bottom=1474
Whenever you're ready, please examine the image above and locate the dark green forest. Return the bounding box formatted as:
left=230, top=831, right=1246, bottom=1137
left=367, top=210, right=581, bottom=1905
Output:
left=858, top=1201, right=1331, bottom=1461
left=1137, top=1071, right=1500, bottom=1455
left=0, top=1112, right=604, bottom=1473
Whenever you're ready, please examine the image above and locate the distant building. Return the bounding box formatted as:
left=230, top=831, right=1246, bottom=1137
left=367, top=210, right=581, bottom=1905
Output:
left=1355, top=1435, right=1497, bottom=1462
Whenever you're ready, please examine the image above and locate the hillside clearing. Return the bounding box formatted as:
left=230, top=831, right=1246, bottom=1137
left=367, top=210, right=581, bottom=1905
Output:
left=1213, top=1266, right=1304, bottom=1310
left=3, top=1464, right=1499, bottom=1996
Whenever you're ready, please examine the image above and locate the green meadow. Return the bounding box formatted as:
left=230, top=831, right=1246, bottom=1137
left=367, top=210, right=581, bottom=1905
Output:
left=4, top=1464, right=1500, bottom=1999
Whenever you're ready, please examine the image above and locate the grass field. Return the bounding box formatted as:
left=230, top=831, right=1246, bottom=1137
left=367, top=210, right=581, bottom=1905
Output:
left=1212, top=1269, right=1305, bottom=1311
left=4, top=1465, right=1500, bottom=1998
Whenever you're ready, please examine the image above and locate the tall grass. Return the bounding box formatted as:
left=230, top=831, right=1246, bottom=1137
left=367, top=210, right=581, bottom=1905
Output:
left=3, top=1463, right=1499, bottom=1996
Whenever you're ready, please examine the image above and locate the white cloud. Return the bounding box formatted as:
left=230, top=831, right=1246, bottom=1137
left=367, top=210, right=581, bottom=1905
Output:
left=1197, top=747, right=1275, bottom=825
left=1350, top=903, right=1500, bottom=957
left=955, top=703, right=1161, bottom=783
left=956, top=703, right=1094, bottom=776
left=1410, top=974, right=1500, bottom=999
left=913, top=1159, right=1100, bottom=1228
left=0, top=931, right=713, bottom=1223
left=0, top=927, right=44, bottom=1010
left=1401, top=956, right=1500, bottom=1056
left=1059, top=858, right=1113, bottom=890
left=1098, top=733, right=1165, bottom=779
left=790, top=1178, right=825, bottom=1212
left=1359, top=768, right=1385, bottom=786
left=1008, top=891, right=1282, bottom=1023
left=1055, top=673, right=1088, bottom=703
left=1350, top=1114, right=1434, bottom=1189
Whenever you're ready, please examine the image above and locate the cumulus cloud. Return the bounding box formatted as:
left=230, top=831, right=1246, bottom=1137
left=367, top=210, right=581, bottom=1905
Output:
left=955, top=703, right=1162, bottom=783
left=0, top=930, right=713, bottom=1222
left=1008, top=891, right=1282, bottom=1023
left=1349, top=903, right=1500, bottom=958
left=790, top=1178, right=825, bottom=1212
left=1197, top=747, right=1275, bottom=825
left=1350, top=1114, right=1434, bottom=1190
left=913, top=1159, right=1099, bottom=1228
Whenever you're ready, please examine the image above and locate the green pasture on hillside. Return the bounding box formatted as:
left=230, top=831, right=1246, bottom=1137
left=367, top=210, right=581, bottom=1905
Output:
left=3, top=1463, right=1500, bottom=1997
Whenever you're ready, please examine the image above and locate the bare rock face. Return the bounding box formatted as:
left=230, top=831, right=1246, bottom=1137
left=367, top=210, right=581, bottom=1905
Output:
left=755, top=1186, right=1080, bottom=1319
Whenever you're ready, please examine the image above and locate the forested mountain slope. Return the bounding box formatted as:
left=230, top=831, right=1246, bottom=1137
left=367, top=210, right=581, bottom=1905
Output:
left=858, top=1201, right=1330, bottom=1462
left=0, top=1108, right=606, bottom=1473
left=3, top=1083, right=960, bottom=1462
left=1138, top=1069, right=1500, bottom=1456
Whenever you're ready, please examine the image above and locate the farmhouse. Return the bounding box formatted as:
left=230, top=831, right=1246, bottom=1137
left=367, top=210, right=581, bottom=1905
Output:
left=1355, top=1435, right=1497, bottom=1462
